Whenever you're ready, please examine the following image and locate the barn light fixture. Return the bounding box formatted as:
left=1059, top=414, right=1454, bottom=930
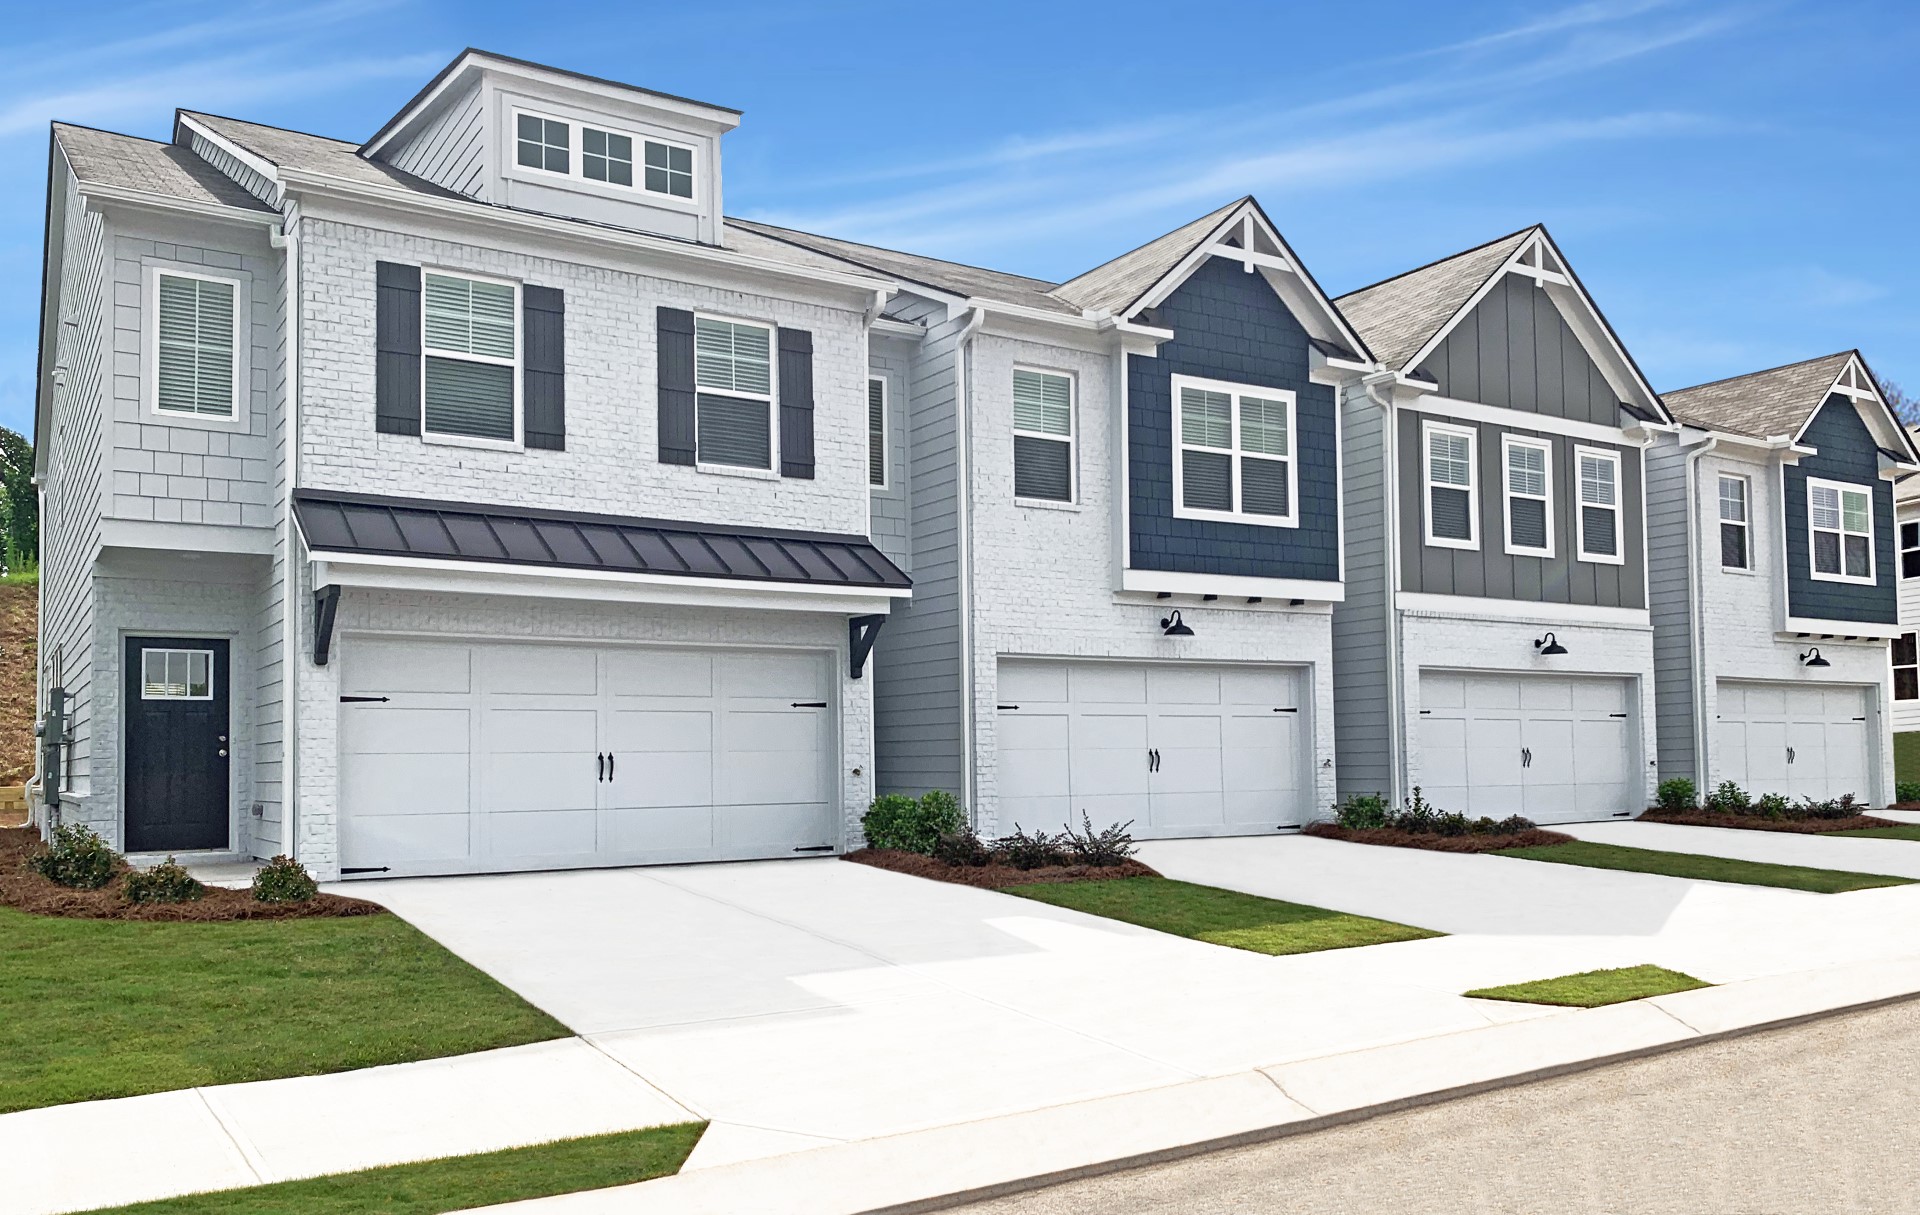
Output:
left=1160, top=610, right=1195, bottom=637
left=1800, top=648, right=1831, bottom=668
left=1534, top=632, right=1568, bottom=656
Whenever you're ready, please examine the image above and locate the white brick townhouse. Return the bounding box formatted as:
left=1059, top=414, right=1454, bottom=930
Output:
left=1891, top=433, right=1920, bottom=767
left=1329, top=227, right=1677, bottom=824
left=1650, top=353, right=1919, bottom=805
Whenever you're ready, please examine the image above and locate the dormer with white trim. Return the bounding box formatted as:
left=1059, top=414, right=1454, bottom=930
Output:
left=360, top=49, right=740, bottom=245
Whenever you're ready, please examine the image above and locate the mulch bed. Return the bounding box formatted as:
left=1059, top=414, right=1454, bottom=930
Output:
left=1638, top=810, right=1907, bottom=835
left=1302, top=822, right=1575, bottom=853
left=844, top=848, right=1161, bottom=889
left=0, top=827, right=382, bottom=921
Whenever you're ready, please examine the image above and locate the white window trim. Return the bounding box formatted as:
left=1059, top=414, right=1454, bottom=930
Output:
left=419, top=266, right=523, bottom=452
left=1422, top=419, right=1478, bottom=551
left=1500, top=434, right=1554, bottom=558
left=139, top=647, right=215, bottom=701
left=693, top=311, right=779, bottom=474
left=1898, top=519, right=1920, bottom=581
left=509, top=106, right=699, bottom=207
left=868, top=375, right=888, bottom=490
left=1718, top=473, right=1753, bottom=572
left=1012, top=365, right=1077, bottom=506
left=1895, top=632, right=1918, bottom=701
left=1169, top=373, right=1300, bottom=529
left=1807, top=475, right=1876, bottom=585
left=1574, top=445, right=1626, bottom=566
left=145, top=264, right=247, bottom=429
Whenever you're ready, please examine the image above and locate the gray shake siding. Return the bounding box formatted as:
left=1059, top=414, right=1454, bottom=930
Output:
left=1783, top=396, right=1897, bottom=624
left=1416, top=274, right=1619, bottom=426
left=872, top=312, right=970, bottom=800
left=1331, top=388, right=1393, bottom=798
left=1645, top=436, right=1697, bottom=782
left=383, top=79, right=488, bottom=200
left=1397, top=408, right=1645, bottom=608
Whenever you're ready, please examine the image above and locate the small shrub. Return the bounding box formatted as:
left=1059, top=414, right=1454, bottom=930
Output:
left=1333, top=793, right=1391, bottom=830
left=1755, top=792, right=1792, bottom=820
left=1796, top=793, right=1860, bottom=822
left=123, top=857, right=204, bottom=904
left=1703, top=781, right=1750, bottom=815
left=1656, top=778, right=1697, bottom=812
left=252, top=855, right=318, bottom=903
left=1897, top=781, right=1920, bottom=805
left=28, top=823, right=119, bottom=890
left=1427, top=811, right=1472, bottom=838
left=1395, top=787, right=1443, bottom=833
left=1494, top=815, right=1536, bottom=834
left=862, top=791, right=966, bottom=855
left=1065, top=814, right=1137, bottom=867
left=995, top=827, right=1071, bottom=870
left=931, top=825, right=994, bottom=868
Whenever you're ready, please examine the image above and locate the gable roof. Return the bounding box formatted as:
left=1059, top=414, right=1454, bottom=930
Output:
left=54, top=122, right=275, bottom=214
left=1334, top=228, right=1534, bottom=372
left=180, top=111, right=463, bottom=198
left=1661, top=351, right=1920, bottom=469
left=1050, top=198, right=1246, bottom=315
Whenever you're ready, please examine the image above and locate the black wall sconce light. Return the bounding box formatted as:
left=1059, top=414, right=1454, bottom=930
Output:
left=1534, top=632, right=1568, bottom=656
left=1160, top=610, right=1194, bottom=637
left=1800, top=647, right=1831, bottom=668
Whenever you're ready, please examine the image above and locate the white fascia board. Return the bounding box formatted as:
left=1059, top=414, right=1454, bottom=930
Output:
left=175, top=115, right=283, bottom=192
left=1780, top=616, right=1903, bottom=641
left=314, top=551, right=907, bottom=615
left=870, top=318, right=926, bottom=340
left=81, top=182, right=279, bottom=228
left=102, top=519, right=276, bottom=557
left=1119, top=568, right=1345, bottom=603
left=279, top=170, right=896, bottom=300
left=1402, top=393, right=1639, bottom=447
left=1396, top=591, right=1650, bottom=629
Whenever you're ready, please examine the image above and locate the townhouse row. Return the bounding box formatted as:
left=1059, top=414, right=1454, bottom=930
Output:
left=33, top=51, right=1918, bottom=879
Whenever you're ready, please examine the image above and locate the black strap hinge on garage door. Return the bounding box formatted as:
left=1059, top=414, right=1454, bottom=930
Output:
left=792, top=845, right=835, bottom=853
left=1273, top=707, right=1298, bottom=713
left=791, top=701, right=827, bottom=708
left=340, top=866, right=390, bottom=874
left=997, top=704, right=1020, bottom=710
left=1609, top=712, right=1629, bottom=718
left=340, top=695, right=390, bottom=703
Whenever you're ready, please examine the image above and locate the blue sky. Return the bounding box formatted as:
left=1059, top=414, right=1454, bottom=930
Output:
left=3, top=0, right=1917, bottom=436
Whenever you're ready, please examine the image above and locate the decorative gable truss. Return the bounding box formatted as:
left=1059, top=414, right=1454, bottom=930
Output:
left=1798, top=353, right=1920, bottom=478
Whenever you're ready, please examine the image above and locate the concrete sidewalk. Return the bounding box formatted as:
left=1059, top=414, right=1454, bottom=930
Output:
left=1560, top=819, right=1920, bottom=879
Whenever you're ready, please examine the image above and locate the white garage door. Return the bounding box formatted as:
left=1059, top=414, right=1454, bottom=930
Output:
left=1418, top=672, right=1638, bottom=824
left=1714, top=681, right=1871, bottom=803
left=339, top=639, right=835, bottom=877
left=995, top=659, right=1308, bottom=840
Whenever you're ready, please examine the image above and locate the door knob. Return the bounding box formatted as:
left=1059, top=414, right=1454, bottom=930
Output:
left=218, top=735, right=227, bottom=743
left=217, top=749, right=228, bottom=757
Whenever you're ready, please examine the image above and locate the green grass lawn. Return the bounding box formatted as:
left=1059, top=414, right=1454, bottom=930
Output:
left=0, top=906, right=568, bottom=1114
left=1464, top=964, right=1711, bottom=1008
left=1894, top=731, right=1920, bottom=786
left=1836, top=824, right=1920, bottom=842
left=1494, top=841, right=1914, bottom=894
left=1001, top=876, right=1442, bottom=955
left=75, top=1124, right=706, bottom=1215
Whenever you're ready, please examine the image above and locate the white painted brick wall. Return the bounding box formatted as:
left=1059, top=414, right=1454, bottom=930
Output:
left=1894, top=499, right=1920, bottom=735
left=291, top=586, right=873, bottom=880
left=296, top=219, right=872, bottom=536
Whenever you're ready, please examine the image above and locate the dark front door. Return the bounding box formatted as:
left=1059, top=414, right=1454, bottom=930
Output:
left=124, top=637, right=230, bottom=852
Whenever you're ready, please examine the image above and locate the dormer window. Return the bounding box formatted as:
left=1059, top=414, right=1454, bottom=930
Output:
left=512, top=108, right=696, bottom=201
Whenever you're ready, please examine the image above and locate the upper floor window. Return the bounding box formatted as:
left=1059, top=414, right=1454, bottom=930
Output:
left=422, top=271, right=518, bottom=445
left=1013, top=368, right=1074, bottom=502
left=1808, top=478, right=1874, bottom=584
left=1502, top=435, right=1552, bottom=557
left=152, top=269, right=239, bottom=420
left=694, top=316, right=773, bottom=469
left=868, top=376, right=887, bottom=488
left=1575, top=447, right=1623, bottom=564
left=1172, top=376, right=1297, bottom=527
left=1423, top=420, right=1477, bottom=549
left=1902, top=521, right=1920, bottom=579
left=1897, top=633, right=1918, bottom=701
left=514, top=109, right=695, bottom=201
left=1719, top=475, right=1750, bottom=570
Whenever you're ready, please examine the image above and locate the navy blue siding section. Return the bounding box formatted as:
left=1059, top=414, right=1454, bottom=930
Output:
left=1784, top=395, right=1897, bottom=624
left=1128, top=257, right=1340, bottom=580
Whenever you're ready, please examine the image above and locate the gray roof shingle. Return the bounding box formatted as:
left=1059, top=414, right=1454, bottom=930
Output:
left=182, top=111, right=464, bottom=198
left=725, top=218, right=1078, bottom=314
left=1661, top=352, right=1856, bottom=440
left=1051, top=197, right=1245, bottom=315
left=54, top=123, right=275, bottom=213
left=1335, top=227, right=1535, bottom=372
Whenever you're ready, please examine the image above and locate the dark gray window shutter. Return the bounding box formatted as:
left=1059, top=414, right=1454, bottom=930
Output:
left=375, top=262, right=421, bottom=435
left=658, top=307, right=696, bottom=465
left=778, top=327, right=815, bottom=479
left=522, top=285, right=565, bottom=450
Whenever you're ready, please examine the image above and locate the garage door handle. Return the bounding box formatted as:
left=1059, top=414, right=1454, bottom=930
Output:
left=596, top=753, right=605, bottom=781
left=607, top=753, right=615, bottom=780
left=1787, top=747, right=1795, bottom=764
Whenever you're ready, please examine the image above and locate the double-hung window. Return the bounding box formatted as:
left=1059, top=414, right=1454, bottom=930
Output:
left=152, top=269, right=239, bottom=420
left=1502, top=435, right=1553, bottom=556
left=1423, top=421, right=1477, bottom=548
left=1719, top=475, right=1751, bottom=570
left=1012, top=368, right=1074, bottom=502
left=867, top=376, right=887, bottom=488
left=1172, top=376, right=1298, bottom=526
left=1575, top=447, right=1624, bottom=564
left=1808, top=478, right=1874, bottom=583
left=1901, top=521, right=1920, bottom=579
left=422, top=272, right=518, bottom=444
left=1895, top=633, right=1919, bottom=702
left=694, top=316, right=774, bottom=469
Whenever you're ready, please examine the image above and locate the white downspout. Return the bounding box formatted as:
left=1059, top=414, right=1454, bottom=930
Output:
left=271, top=218, right=301, bottom=862
left=1682, top=434, right=1718, bottom=796
left=951, top=306, right=985, bottom=820
left=1362, top=371, right=1404, bottom=805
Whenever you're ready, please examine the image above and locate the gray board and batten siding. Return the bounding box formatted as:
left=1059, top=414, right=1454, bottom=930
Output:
left=1413, top=272, right=1622, bottom=428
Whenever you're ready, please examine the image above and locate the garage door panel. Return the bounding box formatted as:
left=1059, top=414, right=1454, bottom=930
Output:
left=482, top=751, right=599, bottom=813
left=1147, top=666, right=1221, bottom=705
left=342, top=707, right=468, bottom=755
left=612, top=751, right=712, bottom=808
left=999, top=662, right=1067, bottom=703
left=343, top=813, right=471, bottom=871
left=1419, top=717, right=1470, bottom=787
left=1419, top=671, right=1636, bottom=823
left=344, top=641, right=470, bottom=696
left=483, top=646, right=599, bottom=696
left=605, top=806, right=713, bottom=855
left=488, top=808, right=597, bottom=858
left=723, top=802, right=832, bottom=850
left=342, top=751, right=470, bottom=817
left=605, top=649, right=712, bottom=697
left=1070, top=745, right=1152, bottom=797
left=606, top=709, right=713, bottom=754
left=1520, top=680, right=1573, bottom=711
left=999, top=714, right=1069, bottom=798
left=1072, top=664, right=1147, bottom=705
left=1715, top=680, right=1873, bottom=804
left=1466, top=678, right=1521, bottom=710
left=485, top=707, right=598, bottom=752
left=1223, top=716, right=1294, bottom=792
left=723, top=652, right=826, bottom=701
left=1146, top=790, right=1226, bottom=830
left=1073, top=712, right=1149, bottom=752
left=1421, top=674, right=1465, bottom=710
left=998, top=795, right=1072, bottom=836
left=1222, top=667, right=1297, bottom=706
left=725, top=749, right=827, bottom=808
